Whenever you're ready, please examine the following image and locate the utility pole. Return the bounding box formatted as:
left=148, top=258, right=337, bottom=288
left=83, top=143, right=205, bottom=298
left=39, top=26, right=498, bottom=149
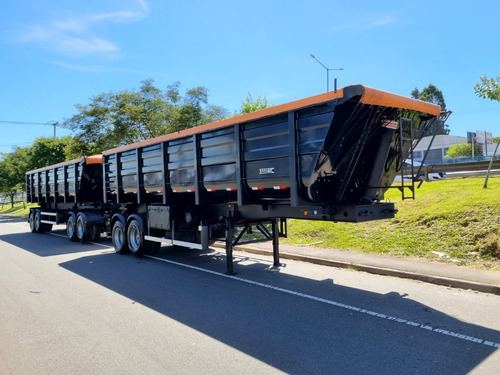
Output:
left=310, top=54, right=344, bottom=92
left=484, top=138, right=500, bottom=189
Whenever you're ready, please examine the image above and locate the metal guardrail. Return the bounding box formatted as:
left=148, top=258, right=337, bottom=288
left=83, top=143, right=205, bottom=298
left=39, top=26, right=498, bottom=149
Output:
left=427, top=160, right=500, bottom=173
left=403, top=160, right=500, bottom=179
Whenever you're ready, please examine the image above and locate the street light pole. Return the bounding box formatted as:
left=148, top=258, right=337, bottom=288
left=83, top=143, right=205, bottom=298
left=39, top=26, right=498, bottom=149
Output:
left=310, top=54, right=343, bottom=92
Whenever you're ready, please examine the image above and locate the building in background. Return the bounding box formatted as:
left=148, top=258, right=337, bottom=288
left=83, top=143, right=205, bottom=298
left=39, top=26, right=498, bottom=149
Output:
left=412, top=131, right=494, bottom=164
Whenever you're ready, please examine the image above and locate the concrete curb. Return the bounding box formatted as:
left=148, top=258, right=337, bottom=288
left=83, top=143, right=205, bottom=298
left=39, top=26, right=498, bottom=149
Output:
left=228, top=245, right=500, bottom=295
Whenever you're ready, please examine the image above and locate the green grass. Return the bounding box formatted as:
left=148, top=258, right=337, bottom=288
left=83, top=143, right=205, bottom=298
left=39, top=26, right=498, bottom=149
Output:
left=285, top=176, right=500, bottom=270
left=0, top=202, right=33, bottom=216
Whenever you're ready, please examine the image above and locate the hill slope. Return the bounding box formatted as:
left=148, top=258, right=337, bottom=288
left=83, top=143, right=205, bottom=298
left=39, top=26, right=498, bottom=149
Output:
left=285, top=176, right=500, bottom=270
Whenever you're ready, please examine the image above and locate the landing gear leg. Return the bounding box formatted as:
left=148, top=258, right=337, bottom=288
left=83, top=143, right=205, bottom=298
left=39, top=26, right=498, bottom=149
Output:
left=224, top=219, right=235, bottom=275
left=272, top=218, right=280, bottom=267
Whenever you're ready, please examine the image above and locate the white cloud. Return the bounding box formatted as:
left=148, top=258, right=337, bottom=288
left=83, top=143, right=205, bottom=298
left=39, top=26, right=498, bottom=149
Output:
left=51, top=60, right=111, bottom=73
left=365, top=16, right=396, bottom=29
left=261, top=88, right=289, bottom=101
left=16, top=0, right=148, bottom=57
left=332, top=13, right=398, bottom=32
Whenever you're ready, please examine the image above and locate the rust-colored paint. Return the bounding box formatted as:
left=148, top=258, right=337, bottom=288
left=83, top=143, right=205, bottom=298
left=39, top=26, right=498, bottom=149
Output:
left=25, top=155, right=103, bottom=175
left=26, top=157, right=85, bottom=174
left=102, top=85, right=441, bottom=156
left=361, top=86, right=441, bottom=117
left=86, top=154, right=103, bottom=165
left=103, top=89, right=346, bottom=155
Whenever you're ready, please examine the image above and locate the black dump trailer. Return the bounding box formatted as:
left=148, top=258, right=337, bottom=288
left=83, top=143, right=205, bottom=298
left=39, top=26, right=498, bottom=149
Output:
left=26, top=155, right=112, bottom=241
left=26, top=85, right=442, bottom=273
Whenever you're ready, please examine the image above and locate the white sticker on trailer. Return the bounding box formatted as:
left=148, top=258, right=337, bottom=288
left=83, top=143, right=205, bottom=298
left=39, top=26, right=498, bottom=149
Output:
left=259, top=168, right=275, bottom=175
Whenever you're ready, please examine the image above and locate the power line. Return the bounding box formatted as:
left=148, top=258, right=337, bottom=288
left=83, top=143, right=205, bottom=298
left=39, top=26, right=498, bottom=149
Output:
left=0, top=120, right=54, bottom=126
left=0, top=120, right=60, bottom=137
left=0, top=141, right=33, bottom=147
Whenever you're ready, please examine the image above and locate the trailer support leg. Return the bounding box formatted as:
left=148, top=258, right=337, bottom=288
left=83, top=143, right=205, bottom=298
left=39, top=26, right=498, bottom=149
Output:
left=201, top=225, right=209, bottom=251
left=272, top=218, right=280, bottom=267
left=225, top=221, right=236, bottom=275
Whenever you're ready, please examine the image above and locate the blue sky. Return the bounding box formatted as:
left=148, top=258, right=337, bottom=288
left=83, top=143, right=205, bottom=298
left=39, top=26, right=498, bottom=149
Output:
left=1, top=0, right=499, bottom=155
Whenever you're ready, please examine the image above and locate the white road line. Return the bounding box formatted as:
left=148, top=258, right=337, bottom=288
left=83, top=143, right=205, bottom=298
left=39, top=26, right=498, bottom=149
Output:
left=5, top=221, right=111, bottom=249
left=146, top=254, right=500, bottom=349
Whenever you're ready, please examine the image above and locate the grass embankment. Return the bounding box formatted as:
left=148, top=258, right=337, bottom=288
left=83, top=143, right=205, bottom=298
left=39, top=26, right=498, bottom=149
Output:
left=0, top=202, right=32, bottom=216
left=285, top=176, right=500, bottom=270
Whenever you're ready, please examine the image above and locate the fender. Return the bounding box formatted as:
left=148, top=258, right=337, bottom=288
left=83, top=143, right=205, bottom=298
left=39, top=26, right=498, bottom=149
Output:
left=78, top=211, right=103, bottom=226
left=67, top=211, right=77, bottom=222
left=111, top=212, right=128, bottom=227
left=127, top=214, right=148, bottom=235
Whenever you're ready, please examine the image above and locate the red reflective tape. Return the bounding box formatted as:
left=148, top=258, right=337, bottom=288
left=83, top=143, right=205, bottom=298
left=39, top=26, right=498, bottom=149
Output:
left=382, top=120, right=398, bottom=129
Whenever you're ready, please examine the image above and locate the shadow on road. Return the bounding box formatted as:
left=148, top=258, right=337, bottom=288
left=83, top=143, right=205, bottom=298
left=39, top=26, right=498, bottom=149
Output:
left=0, top=215, right=110, bottom=256
left=59, top=247, right=500, bottom=374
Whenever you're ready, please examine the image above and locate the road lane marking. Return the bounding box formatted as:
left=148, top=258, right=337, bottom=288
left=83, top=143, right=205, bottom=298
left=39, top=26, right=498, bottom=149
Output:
left=146, top=254, right=500, bottom=349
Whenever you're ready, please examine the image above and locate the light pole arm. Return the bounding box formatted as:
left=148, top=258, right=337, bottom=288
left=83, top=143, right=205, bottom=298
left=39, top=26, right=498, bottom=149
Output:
left=310, top=54, right=343, bottom=92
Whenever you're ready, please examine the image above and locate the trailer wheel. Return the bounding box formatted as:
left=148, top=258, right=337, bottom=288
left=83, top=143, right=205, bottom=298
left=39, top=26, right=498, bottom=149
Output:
left=127, top=219, right=160, bottom=256
left=127, top=219, right=146, bottom=256
left=29, top=211, right=37, bottom=233
left=66, top=215, right=78, bottom=241
left=112, top=221, right=129, bottom=254
left=34, top=210, right=45, bottom=233
left=76, top=213, right=91, bottom=242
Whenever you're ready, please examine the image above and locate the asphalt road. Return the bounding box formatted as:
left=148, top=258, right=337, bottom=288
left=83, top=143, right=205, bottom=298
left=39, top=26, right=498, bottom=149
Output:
left=1, top=215, right=500, bottom=374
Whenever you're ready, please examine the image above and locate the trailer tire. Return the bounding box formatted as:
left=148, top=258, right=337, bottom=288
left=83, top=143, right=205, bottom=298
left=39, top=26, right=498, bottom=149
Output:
left=42, top=223, right=53, bottom=232
left=34, top=210, right=44, bottom=233
left=76, top=213, right=91, bottom=242
left=66, top=215, right=78, bottom=241
left=29, top=211, right=37, bottom=233
left=91, top=225, right=101, bottom=242
left=127, top=219, right=160, bottom=256
left=112, top=220, right=129, bottom=254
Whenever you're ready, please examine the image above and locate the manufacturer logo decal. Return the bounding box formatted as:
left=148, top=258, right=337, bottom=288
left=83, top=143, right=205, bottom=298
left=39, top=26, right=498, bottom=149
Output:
left=259, top=167, right=275, bottom=175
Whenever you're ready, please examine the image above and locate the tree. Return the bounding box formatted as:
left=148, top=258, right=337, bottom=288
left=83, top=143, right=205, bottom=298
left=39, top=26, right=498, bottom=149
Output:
left=0, top=147, right=28, bottom=207
left=474, top=75, right=500, bottom=101
left=235, top=93, right=270, bottom=115
left=445, top=143, right=482, bottom=158
left=26, top=136, right=72, bottom=170
left=0, top=137, right=72, bottom=206
left=411, top=84, right=448, bottom=136
left=475, top=75, right=500, bottom=188
left=63, top=79, right=229, bottom=156
left=411, top=84, right=446, bottom=110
